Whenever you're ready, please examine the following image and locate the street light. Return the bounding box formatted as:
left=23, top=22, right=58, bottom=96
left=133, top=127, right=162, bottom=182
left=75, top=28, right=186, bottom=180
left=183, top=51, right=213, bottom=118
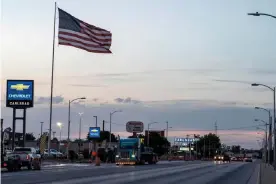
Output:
left=249, top=11, right=276, bottom=169
left=256, top=123, right=268, bottom=163
left=109, top=110, right=122, bottom=146
left=57, top=122, right=63, bottom=152
left=78, top=112, right=84, bottom=153
left=255, top=106, right=272, bottom=164
left=251, top=83, right=276, bottom=169
left=248, top=12, right=276, bottom=19
left=78, top=113, right=84, bottom=140
left=68, top=97, right=86, bottom=141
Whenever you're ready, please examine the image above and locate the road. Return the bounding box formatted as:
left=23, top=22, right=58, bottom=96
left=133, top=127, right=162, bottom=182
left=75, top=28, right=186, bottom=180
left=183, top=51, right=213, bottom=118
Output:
left=1, top=160, right=260, bottom=184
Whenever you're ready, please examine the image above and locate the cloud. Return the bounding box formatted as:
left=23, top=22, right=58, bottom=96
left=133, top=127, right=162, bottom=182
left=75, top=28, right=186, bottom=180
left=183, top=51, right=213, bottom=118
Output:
left=35, top=95, right=65, bottom=105
left=68, top=84, right=108, bottom=88
left=212, top=79, right=253, bottom=85
left=114, top=97, right=141, bottom=104
left=247, top=68, right=276, bottom=76
left=65, top=68, right=224, bottom=79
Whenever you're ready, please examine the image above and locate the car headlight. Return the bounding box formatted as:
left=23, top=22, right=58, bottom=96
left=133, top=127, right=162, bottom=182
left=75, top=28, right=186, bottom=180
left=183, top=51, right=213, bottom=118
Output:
left=222, top=157, right=224, bottom=159
left=116, top=155, right=119, bottom=158
left=131, top=154, right=135, bottom=158
left=214, top=156, right=216, bottom=159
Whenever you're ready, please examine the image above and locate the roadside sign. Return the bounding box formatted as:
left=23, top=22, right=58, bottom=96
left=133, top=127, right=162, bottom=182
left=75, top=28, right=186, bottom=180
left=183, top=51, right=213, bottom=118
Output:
left=89, top=127, right=100, bottom=138
left=174, top=138, right=199, bottom=143
left=126, top=121, right=144, bottom=133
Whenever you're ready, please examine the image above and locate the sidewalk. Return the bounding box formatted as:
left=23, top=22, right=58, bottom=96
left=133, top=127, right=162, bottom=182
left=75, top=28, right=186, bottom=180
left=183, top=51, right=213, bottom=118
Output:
left=260, top=163, right=276, bottom=184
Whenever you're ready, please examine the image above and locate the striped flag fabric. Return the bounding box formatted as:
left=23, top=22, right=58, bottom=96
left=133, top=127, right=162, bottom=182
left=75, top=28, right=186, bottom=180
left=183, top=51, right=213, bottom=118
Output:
left=58, top=8, right=112, bottom=53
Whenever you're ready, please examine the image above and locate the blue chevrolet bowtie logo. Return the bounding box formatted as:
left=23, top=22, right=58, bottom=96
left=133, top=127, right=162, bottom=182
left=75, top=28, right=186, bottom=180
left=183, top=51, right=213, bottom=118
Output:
left=91, top=129, right=98, bottom=132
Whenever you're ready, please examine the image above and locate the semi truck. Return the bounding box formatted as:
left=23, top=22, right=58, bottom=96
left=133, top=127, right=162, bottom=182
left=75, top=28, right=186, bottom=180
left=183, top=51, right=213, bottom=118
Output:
left=115, top=138, right=158, bottom=165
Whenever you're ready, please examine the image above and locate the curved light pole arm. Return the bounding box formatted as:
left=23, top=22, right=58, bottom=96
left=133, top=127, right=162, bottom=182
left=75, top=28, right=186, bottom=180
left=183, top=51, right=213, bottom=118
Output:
left=68, top=97, right=86, bottom=141
left=252, top=83, right=274, bottom=91
left=248, top=12, right=276, bottom=19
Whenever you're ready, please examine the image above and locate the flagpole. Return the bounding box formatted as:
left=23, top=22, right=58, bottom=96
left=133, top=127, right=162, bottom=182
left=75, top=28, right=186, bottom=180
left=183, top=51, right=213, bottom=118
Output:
left=48, top=1, right=57, bottom=151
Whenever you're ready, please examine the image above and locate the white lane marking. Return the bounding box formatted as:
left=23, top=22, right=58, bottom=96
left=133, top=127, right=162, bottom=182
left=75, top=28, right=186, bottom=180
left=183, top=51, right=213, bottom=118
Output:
left=183, top=162, right=248, bottom=184
left=1, top=164, right=117, bottom=178
left=46, top=162, right=215, bottom=184
left=138, top=162, right=233, bottom=184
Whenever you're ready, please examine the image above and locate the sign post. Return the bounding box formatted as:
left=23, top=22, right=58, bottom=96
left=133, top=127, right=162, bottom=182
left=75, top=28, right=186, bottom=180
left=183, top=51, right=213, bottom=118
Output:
left=6, top=80, right=34, bottom=149
left=89, top=127, right=100, bottom=162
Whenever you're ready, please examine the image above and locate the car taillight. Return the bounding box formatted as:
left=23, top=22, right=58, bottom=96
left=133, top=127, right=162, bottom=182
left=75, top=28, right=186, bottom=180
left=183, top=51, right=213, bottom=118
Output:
left=26, top=155, right=30, bottom=160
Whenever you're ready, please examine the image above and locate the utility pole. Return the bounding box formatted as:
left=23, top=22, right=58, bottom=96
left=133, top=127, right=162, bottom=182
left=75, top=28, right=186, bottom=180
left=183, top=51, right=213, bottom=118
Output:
left=203, top=139, right=206, bottom=159
left=166, top=121, right=169, bottom=138
left=1, top=119, right=4, bottom=156
left=209, top=139, right=211, bottom=159
left=40, top=122, right=44, bottom=138
left=215, top=121, right=218, bottom=136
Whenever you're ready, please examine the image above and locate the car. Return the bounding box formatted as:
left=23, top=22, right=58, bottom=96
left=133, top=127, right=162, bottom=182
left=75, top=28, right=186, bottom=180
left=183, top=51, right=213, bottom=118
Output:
left=243, top=157, right=253, bottom=162
left=214, top=154, right=231, bottom=162
left=231, top=157, right=237, bottom=161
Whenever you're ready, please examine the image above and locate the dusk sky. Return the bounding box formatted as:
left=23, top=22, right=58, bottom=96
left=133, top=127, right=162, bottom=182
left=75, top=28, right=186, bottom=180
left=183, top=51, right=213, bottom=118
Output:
left=1, top=0, right=276, bottom=149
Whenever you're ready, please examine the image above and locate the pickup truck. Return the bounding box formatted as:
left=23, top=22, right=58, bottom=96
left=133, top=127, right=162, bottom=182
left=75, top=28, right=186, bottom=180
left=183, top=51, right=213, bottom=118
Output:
left=12, top=147, right=41, bottom=170
left=1, top=153, right=22, bottom=172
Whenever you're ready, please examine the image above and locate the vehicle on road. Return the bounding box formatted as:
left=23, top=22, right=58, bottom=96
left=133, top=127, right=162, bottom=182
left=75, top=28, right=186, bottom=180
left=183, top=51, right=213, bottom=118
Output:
left=12, top=147, right=41, bottom=170
left=243, top=157, right=253, bottom=162
left=214, top=154, right=231, bottom=162
left=44, top=149, right=64, bottom=158
left=1, top=153, right=22, bottom=172
left=115, top=138, right=158, bottom=165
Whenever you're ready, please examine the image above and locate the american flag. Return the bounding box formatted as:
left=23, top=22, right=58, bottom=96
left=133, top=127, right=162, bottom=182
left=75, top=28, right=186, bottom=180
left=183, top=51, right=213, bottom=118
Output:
left=58, top=8, right=112, bottom=53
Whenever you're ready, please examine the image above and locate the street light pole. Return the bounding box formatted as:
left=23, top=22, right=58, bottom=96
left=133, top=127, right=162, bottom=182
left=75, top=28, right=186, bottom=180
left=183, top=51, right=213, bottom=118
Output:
left=257, top=126, right=267, bottom=163
left=93, top=116, right=98, bottom=127
left=252, top=83, right=276, bottom=169
left=255, top=107, right=272, bottom=164
left=249, top=11, right=276, bottom=169
left=56, top=122, right=62, bottom=152
left=78, top=112, right=83, bottom=153
left=109, top=110, right=122, bottom=147
left=68, top=97, right=86, bottom=141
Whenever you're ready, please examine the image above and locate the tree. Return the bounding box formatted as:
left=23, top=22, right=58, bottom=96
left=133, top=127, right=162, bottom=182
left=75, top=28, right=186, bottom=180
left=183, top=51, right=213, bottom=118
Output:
left=196, top=133, right=221, bottom=158
left=231, top=145, right=241, bottom=154
left=26, top=133, right=36, bottom=141
left=86, top=131, right=117, bottom=142
left=145, top=132, right=170, bottom=156
left=128, top=134, right=144, bottom=138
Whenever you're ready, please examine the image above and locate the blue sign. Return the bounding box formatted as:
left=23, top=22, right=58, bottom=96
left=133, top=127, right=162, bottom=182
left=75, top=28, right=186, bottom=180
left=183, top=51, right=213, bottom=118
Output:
left=174, top=138, right=199, bottom=143
left=6, top=80, right=34, bottom=108
left=89, top=127, right=100, bottom=138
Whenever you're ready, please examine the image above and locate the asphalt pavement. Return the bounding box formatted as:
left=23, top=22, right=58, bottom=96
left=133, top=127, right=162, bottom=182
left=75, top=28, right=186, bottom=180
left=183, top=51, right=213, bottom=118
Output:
left=1, top=160, right=260, bottom=184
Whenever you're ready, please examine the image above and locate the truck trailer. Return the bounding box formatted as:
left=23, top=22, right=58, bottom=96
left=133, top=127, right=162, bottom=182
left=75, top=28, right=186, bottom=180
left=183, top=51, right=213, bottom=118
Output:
left=115, top=138, right=158, bottom=165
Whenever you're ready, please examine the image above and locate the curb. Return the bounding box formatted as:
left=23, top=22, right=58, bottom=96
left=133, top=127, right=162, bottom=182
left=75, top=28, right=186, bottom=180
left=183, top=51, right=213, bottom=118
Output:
left=258, top=163, right=261, bottom=184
